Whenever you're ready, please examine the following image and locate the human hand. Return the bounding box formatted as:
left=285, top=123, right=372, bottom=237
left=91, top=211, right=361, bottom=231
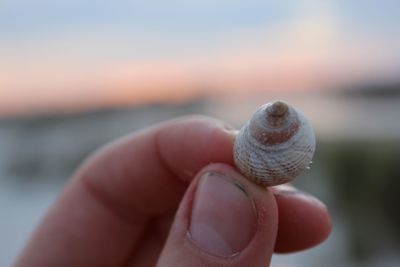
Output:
left=14, top=116, right=331, bottom=267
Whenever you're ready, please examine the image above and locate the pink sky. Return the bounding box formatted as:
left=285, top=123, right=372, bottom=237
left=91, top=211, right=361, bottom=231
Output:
left=1, top=0, right=400, bottom=116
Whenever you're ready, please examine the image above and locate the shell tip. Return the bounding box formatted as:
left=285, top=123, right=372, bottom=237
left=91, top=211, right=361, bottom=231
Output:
left=268, top=100, right=289, bottom=117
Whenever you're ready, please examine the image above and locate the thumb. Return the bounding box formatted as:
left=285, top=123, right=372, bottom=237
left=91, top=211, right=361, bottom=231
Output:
left=157, top=163, right=278, bottom=267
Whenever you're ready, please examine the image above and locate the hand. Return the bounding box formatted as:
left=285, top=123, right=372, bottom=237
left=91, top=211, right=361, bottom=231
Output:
left=14, top=116, right=331, bottom=267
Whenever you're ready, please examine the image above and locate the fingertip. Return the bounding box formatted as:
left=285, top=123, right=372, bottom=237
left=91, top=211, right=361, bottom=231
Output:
left=272, top=186, right=332, bottom=253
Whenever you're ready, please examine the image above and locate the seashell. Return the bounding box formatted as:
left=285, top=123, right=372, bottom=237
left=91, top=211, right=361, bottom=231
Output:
left=233, top=100, right=316, bottom=187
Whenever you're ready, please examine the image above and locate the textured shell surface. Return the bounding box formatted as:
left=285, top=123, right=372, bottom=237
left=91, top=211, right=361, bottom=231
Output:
left=233, top=101, right=316, bottom=186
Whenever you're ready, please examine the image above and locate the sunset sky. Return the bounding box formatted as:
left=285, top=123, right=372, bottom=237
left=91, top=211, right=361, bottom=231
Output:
left=1, top=0, right=400, bottom=115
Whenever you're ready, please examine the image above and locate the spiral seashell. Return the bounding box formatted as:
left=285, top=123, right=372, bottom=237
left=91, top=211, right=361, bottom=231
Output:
left=233, top=100, right=316, bottom=187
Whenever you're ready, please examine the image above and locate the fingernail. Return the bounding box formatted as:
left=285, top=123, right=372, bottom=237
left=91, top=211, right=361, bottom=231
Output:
left=189, top=172, right=256, bottom=256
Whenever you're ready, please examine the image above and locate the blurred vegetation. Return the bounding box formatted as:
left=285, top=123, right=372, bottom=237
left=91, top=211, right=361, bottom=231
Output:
left=339, top=82, right=400, bottom=99
left=317, top=141, right=400, bottom=261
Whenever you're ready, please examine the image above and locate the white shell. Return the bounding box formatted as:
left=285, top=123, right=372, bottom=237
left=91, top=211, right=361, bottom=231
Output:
left=233, top=100, right=315, bottom=186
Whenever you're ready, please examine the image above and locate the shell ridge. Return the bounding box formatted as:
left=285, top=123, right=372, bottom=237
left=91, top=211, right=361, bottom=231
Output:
left=233, top=100, right=316, bottom=186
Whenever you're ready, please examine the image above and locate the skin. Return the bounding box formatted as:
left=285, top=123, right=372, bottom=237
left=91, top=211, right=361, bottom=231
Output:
left=13, top=116, right=331, bottom=267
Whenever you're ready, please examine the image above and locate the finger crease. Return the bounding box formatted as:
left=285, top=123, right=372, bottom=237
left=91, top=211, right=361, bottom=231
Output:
left=80, top=174, right=149, bottom=228
left=154, top=131, right=186, bottom=185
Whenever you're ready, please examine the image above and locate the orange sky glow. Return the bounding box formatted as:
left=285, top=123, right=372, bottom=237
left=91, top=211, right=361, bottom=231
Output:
left=1, top=1, right=399, bottom=116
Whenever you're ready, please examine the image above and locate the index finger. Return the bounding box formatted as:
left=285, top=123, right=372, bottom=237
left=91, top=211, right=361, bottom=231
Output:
left=78, top=116, right=236, bottom=220
left=15, top=116, right=236, bottom=267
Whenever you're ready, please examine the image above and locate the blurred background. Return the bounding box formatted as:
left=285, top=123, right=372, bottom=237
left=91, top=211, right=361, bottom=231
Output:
left=1, top=0, right=400, bottom=266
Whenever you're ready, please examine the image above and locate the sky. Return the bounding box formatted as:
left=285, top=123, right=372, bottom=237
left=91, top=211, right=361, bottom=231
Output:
left=1, top=0, right=400, bottom=115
